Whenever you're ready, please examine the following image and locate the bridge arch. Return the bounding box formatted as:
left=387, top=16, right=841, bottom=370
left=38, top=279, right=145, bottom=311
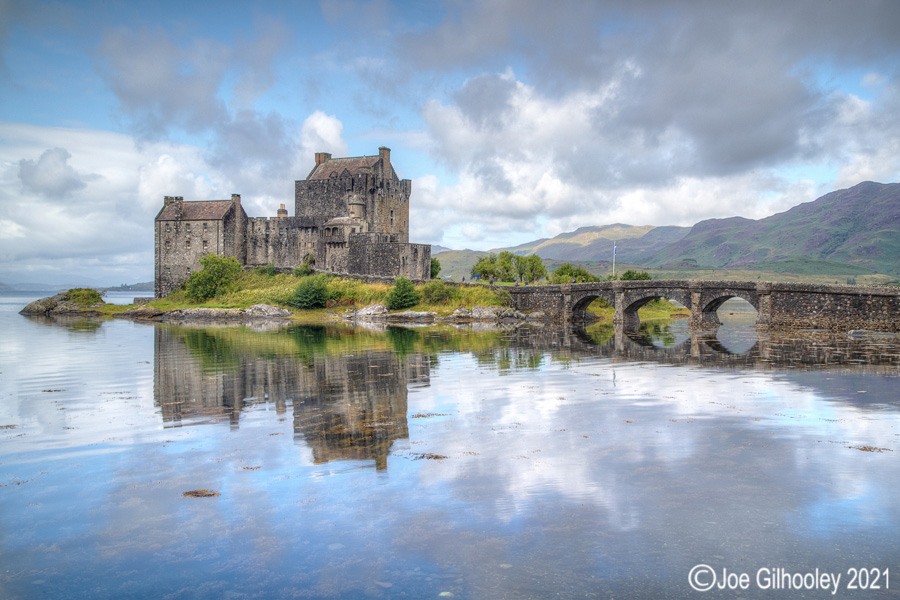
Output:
left=570, top=290, right=616, bottom=321
left=618, top=288, right=692, bottom=332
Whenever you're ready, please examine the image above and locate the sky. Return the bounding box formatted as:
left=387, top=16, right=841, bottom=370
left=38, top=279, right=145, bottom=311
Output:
left=1, top=0, right=899, bottom=285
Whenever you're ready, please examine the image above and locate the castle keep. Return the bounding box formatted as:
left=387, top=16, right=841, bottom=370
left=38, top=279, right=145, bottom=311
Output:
left=154, top=147, right=431, bottom=298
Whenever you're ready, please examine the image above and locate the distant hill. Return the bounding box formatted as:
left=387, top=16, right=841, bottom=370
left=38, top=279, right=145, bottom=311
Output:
left=0, top=281, right=13, bottom=291
left=646, top=181, right=900, bottom=276
left=431, top=245, right=454, bottom=254
left=493, top=224, right=682, bottom=262
left=431, top=249, right=490, bottom=280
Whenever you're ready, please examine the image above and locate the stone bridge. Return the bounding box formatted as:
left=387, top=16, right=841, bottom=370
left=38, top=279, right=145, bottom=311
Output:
left=501, top=280, right=900, bottom=332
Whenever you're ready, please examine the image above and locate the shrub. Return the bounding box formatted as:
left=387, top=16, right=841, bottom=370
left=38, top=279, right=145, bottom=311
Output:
left=255, top=263, right=278, bottom=276
left=430, top=257, right=441, bottom=279
left=66, top=288, right=103, bottom=305
left=289, top=274, right=329, bottom=309
left=620, top=270, right=652, bottom=280
left=421, top=280, right=450, bottom=304
left=385, top=277, right=420, bottom=310
left=185, top=254, right=242, bottom=303
left=293, top=258, right=313, bottom=277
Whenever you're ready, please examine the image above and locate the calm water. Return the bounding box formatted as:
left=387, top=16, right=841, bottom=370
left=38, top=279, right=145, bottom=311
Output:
left=2, top=293, right=899, bottom=599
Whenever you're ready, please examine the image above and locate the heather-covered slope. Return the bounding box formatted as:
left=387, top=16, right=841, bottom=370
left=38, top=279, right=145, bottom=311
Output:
left=646, top=182, right=900, bottom=275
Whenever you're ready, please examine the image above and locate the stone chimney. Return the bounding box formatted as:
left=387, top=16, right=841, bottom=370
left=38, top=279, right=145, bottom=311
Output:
left=315, top=152, right=332, bottom=165
left=378, top=146, right=390, bottom=165
left=174, top=196, right=183, bottom=219
left=277, top=203, right=288, bottom=218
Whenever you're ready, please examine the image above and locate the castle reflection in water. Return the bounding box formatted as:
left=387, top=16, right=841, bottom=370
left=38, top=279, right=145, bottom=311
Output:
left=153, top=320, right=900, bottom=471
left=153, top=325, right=430, bottom=470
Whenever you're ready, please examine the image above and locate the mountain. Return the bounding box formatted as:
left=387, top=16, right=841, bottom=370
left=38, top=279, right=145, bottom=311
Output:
left=494, top=224, right=666, bottom=260
left=646, top=181, right=900, bottom=276
left=0, top=281, right=13, bottom=291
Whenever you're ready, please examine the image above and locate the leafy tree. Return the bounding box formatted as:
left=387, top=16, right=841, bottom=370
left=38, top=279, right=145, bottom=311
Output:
left=471, top=254, right=499, bottom=280
left=386, top=276, right=421, bottom=310
left=185, top=254, right=242, bottom=303
left=472, top=252, right=520, bottom=282
left=552, top=263, right=600, bottom=284
left=289, top=274, right=329, bottom=309
left=514, top=254, right=547, bottom=282
left=430, top=257, right=441, bottom=279
left=620, top=270, right=652, bottom=280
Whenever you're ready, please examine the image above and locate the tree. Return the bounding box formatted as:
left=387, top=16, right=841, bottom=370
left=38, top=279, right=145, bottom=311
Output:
left=514, top=254, right=547, bottom=282
left=185, top=254, right=242, bottom=302
left=386, top=277, right=420, bottom=310
left=431, top=257, right=441, bottom=279
left=289, top=274, right=329, bottom=309
left=620, top=270, right=652, bottom=280
left=552, top=263, right=600, bottom=284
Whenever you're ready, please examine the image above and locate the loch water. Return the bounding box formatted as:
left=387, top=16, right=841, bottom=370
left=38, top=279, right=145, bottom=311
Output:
left=1, top=293, right=899, bottom=599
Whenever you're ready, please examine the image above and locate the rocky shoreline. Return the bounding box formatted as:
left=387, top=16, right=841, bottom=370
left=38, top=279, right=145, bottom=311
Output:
left=19, top=294, right=549, bottom=325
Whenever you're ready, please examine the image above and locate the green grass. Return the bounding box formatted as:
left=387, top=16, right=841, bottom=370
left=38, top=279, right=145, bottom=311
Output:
left=150, top=273, right=511, bottom=318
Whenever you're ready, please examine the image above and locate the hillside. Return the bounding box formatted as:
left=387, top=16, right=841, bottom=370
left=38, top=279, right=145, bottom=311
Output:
left=647, top=181, right=900, bottom=276
left=495, top=224, right=671, bottom=261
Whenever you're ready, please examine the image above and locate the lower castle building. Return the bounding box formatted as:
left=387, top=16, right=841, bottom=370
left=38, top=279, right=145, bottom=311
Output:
left=154, top=147, right=431, bottom=298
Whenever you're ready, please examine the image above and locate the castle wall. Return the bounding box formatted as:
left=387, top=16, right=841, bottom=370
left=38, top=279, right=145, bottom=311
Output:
left=155, top=218, right=227, bottom=298
left=347, top=237, right=431, bottom=280
left=243, top=217, right=319, bottom=269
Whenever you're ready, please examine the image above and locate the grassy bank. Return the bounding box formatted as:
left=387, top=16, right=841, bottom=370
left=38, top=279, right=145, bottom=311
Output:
left=149, top=273, right=511, bottom=319
left=78, top=274, right=689, bottom=322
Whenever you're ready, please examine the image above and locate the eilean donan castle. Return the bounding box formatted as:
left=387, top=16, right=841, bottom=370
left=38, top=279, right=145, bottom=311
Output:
left=154, top=147, right=431, bottom=298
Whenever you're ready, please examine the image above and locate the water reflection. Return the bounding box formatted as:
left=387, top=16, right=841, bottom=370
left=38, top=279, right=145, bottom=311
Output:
left=4, top=308, right=900, bottom=599
left=155, top=325, right=427, bottom=470
left=152, top=320, right=900, bottom=475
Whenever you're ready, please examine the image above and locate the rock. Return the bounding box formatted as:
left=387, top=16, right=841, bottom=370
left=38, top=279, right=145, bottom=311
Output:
left=19, top=294, right=66, bottom=315
left=243, top=304, right=292, bottom=318
left=471, top=306, right=503, bottom=320
left=19, top=294, right=103, bottom=316
left=115, top=305, right=165, bottom=319
left=386, top=310, right=436, bottom=321
left=525, top=311, right=546, bottom=321
left=356, top=304, right=388, bottom=317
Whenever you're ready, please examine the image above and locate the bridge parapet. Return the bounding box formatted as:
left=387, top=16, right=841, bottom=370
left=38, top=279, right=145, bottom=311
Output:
left=501, top=279, right=900, bottom=333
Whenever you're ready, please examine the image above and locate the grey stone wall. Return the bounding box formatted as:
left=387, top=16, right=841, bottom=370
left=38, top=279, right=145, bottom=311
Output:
left=503, top=280, right=900, bottom=333
left=155, top=217, right=229, bottom=298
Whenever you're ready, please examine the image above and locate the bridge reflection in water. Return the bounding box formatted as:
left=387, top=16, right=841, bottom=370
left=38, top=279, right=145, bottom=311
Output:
left=152, top=320, right=900, bottom=471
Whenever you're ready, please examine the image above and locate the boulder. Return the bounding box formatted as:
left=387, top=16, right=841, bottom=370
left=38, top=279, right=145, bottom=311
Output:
left=356, top=304, right=388, bottom=317
left=243, top=304, right=292, bottom=318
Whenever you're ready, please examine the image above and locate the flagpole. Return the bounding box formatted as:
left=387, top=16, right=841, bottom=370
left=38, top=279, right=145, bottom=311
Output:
left=612, top=241, right=616, bottom=279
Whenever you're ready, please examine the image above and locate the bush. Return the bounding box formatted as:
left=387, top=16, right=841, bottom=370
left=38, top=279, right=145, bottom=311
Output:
left=289, top=274, right=330, bottom=309
left=185, top=254, right=243, bottom=303
left=430, top=257, right=441, bottom=279
left=385, top=277, right=420, bottom=310
left=255, top=263, right=278, bottom=276
left=66, top=288, right=103, bottom=305
left=620, top=270, right=652, bottom=280
left=293, top=258, right=313, bottom=277
left=421, top=280, right=450, bottom=304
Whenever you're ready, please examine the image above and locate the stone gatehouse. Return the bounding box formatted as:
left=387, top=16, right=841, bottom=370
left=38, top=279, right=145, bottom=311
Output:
left=154, top=147, right=431, bottom=298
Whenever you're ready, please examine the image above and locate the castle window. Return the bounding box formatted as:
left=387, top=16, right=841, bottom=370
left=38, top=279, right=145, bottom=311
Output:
left=186, top=223, right=191, bottom=233
left=203, top=222, right=208, bottom=232
left=165, top=223, right=170, bottom=232
left=390, top=210, right=394, bottom=228
left=185, top=240, right=191, bottom=249
left=165, top=240, right=171, bottom=250
left=202, top=240, right=208, bottom=250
